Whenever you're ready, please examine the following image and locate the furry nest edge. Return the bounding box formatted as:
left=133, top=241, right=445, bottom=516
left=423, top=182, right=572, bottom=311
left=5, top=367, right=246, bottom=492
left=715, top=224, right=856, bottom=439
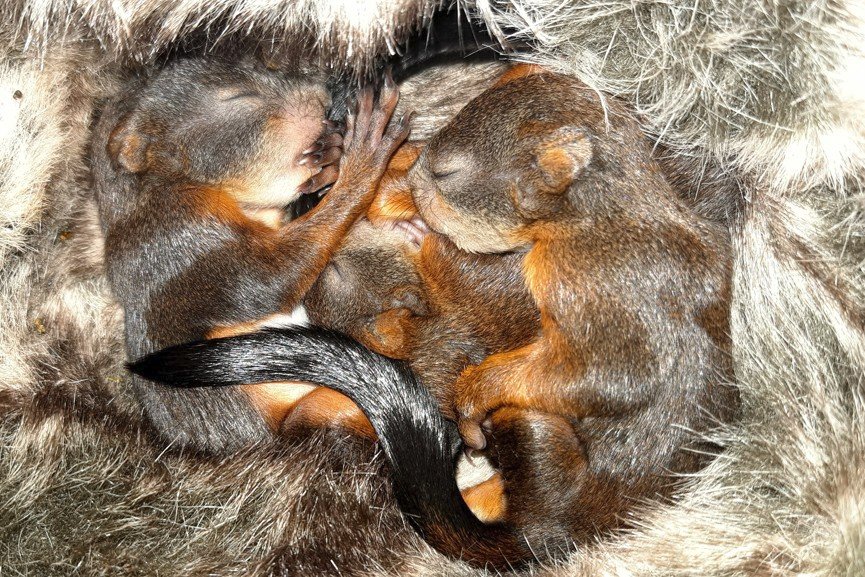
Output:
left=0, top=1, right=863, bottom=575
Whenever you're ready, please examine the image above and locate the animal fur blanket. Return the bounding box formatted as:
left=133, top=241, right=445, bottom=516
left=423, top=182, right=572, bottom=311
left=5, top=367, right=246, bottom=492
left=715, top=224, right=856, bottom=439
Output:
left=0, top=1, right=863, bottom=575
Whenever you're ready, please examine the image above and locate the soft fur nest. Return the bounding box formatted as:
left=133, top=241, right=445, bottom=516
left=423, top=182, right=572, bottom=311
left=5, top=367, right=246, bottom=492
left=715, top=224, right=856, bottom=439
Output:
left=1, top=1, right=863, bottom=575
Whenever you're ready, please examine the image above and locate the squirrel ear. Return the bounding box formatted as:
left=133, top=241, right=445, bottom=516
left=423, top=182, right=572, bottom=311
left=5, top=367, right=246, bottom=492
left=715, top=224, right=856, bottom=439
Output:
left=536, top=126, right=592, bottom=192
left=107, top=115, right=150, bottom=173
left=513, top=127, right=592, bottom=217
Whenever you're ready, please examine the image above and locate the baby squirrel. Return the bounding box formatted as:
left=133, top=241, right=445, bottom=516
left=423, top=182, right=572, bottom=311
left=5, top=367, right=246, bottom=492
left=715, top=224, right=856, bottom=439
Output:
left=92, top=57, right=409, bottom=451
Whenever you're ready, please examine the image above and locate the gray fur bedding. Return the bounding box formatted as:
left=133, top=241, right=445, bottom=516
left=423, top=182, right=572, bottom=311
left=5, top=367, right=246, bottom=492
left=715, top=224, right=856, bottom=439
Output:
left=1, top=1, right=863, bottom=575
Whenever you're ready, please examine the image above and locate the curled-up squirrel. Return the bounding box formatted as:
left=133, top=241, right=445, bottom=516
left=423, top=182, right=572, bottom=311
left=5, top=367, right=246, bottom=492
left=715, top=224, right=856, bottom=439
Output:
left=408, top=67, right=736, bottom=451
left=405, top=66, right=738, bottom=544
left=92, top=57, right=409, bottom=451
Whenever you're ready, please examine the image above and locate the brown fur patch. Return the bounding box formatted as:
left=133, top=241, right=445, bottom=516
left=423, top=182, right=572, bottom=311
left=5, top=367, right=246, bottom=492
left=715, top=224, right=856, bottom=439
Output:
left=243, top=382, right=317, bottom=430
left=368, top=144, right=423, bottom=223
left=282, top=386, right=376, bottom=440
left=491, top=64, right=545, bottom=89
left=366, top=308, right=416, bottom=360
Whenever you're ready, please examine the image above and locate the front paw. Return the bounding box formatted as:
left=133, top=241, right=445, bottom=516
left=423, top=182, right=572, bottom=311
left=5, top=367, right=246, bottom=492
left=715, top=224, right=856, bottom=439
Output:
left=341, top=71, right=412, bottom=177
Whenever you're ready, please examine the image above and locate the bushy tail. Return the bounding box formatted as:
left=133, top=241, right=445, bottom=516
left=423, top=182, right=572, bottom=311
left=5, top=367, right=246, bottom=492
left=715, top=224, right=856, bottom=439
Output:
left=129, top=327, right=530, bottom=569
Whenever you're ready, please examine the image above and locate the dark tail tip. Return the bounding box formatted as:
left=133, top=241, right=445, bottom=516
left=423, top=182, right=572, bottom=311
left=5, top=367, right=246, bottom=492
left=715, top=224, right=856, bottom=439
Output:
left=127, top=340, right=213, bottom=387
left=127, top=351, right=163, bottom=380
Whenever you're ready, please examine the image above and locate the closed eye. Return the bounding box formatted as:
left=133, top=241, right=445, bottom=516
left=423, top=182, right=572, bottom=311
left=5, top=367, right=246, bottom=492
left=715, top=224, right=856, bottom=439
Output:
left=432, top=169, right=460, bottom=179
left=216, top=88, right=263, bottom=103
left=225, top=92, right=261, bottom=101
